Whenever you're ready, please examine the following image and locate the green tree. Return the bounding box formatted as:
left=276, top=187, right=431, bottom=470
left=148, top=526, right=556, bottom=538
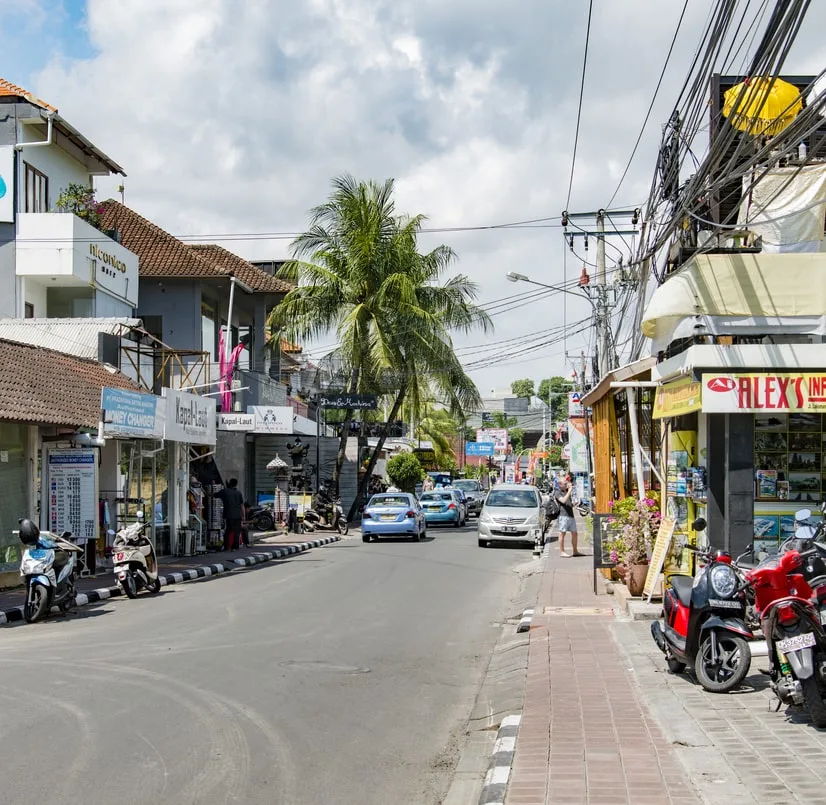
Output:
left=547, top=444, right=564, bottom=466
left=386, top=452, right=425, bottom=492
left=510, top=379, right=535, bottom=399
left=268, top=176, right=490, bottom=510
left=413, top=405, right=458, bottom=468
left=538, top=376, right=575, bottom=424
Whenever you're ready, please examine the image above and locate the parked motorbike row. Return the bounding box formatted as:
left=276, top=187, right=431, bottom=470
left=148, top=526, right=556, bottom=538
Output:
left=17, top=511, right=161, bottom=624
left=651, top=505, right=826, bottom=727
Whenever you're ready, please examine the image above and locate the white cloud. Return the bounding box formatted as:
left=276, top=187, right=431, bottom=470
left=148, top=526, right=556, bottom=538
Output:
left=24, top=0, right=826, bottom=391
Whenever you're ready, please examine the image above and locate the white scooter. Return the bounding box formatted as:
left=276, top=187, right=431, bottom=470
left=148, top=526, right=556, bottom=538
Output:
left=112, top=512, right=161, bottom=598
left=18, top=518, right=83, bottom=623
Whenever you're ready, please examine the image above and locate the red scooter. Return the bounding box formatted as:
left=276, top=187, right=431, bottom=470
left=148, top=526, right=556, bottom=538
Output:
left=747, top=537, right=826, bottom=726
left=651, top=518, right=753, bottom=692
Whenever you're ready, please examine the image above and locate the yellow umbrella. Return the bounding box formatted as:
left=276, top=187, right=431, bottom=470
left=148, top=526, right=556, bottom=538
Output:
left=723, top=76, right=802, bottom=136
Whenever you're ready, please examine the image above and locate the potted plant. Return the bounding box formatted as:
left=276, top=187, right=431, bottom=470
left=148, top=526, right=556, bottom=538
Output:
left=606, top=495, right=661, bottom=596
left=55, top=183, right=105, bottom=230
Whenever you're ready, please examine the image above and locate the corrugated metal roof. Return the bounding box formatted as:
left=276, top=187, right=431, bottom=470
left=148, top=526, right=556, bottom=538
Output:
left=0, top=318, right=141, bottom=360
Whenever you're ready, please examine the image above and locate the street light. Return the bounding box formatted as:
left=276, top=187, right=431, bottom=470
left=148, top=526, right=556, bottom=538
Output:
left=505, top=270, right=590, bottom=300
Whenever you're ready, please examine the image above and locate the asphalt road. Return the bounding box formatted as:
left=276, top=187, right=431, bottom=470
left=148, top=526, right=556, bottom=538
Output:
left=0, top=523, right=534, bottom=805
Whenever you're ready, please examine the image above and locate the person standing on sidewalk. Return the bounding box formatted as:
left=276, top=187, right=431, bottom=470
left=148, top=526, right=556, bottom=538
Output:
left=555, top=477, right=580, bottom=557
left=215, top=479, right=245, bottom=552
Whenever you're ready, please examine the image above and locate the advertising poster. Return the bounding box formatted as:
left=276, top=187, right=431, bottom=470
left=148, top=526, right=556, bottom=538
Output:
left=0, top=145, right=13, bottom=223
left=47, top=449, right=98, bottom=541
left=567, top=417, right=590, bottom=474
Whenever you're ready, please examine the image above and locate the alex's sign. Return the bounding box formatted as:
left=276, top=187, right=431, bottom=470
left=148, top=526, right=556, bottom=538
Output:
left=702, top=373, right=826, bottom=413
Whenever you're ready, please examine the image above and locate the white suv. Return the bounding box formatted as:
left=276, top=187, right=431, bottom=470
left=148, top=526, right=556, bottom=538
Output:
left=477, top=484, right=543, bottom=548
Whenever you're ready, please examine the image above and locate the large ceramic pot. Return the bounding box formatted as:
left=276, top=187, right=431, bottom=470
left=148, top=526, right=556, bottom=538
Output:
left=615, top=563, right=628, bottom=582
left=625, top=563, right=649, bottom=597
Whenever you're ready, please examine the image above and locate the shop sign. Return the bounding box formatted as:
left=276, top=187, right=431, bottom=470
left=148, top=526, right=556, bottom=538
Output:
left=476, top=428, right=508, bottom=451
left=568, top=392, right=584, bottom=418
left=318, top=393, right=377, bottom=410
left=567, top=418, right=589, bottom=473
left=217, top=412, right=254, bottom=431
left=0, top=146, right=12, bottom=223
left=653, top=377, right=703, bottom=419
left=47, top=448, right=97, bottom=541
left=466, top=441, right=495, bottom=456
left=702, top=373, right=826, bottom=413
left=250, top=405, right=294, bottom=434
left=162, top=388, right=217, bottom=445
left=101, top=387, right=164, bottom=438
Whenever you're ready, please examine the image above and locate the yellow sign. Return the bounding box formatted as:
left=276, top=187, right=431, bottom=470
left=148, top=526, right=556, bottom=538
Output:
left=653, top=377, right=702, bottom=419
left=643, top=517, right=676, bottom=601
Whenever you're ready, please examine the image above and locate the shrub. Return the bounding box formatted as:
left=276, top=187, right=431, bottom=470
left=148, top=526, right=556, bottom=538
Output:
left=386, top=452, right=425, bottom=493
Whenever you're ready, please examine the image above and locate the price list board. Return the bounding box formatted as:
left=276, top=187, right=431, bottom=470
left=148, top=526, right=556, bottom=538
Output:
left=47, top=449, right=97, bottom=541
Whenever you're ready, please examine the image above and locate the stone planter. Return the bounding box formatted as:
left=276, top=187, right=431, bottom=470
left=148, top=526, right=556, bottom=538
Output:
left=625, top=563, right=649, bottom=597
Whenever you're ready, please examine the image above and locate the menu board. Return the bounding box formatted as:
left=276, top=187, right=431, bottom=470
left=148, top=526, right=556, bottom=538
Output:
left=47, top=449, right=97, bottom=541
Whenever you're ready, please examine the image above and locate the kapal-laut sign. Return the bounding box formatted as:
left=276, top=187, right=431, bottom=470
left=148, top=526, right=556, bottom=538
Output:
left=702, top=373, right=826, bottom=413
left=89, top=243, right=128, bottom=273
left=175, top=396, right=211, bottom=430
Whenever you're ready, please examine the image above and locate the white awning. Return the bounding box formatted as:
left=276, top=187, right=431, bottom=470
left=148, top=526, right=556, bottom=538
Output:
left=641, top=252, right=826, bottom=349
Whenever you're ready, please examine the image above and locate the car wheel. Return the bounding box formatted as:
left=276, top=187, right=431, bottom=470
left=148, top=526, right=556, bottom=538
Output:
left=478, top=538, right=487, bottom=548
left=362, top=534, right=370, bottom=543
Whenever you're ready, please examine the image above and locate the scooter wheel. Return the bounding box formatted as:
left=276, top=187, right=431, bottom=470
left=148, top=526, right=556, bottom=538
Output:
left=694, top=632, right=750, bottom=692
left=337, top=519, right=349, bottom=535
left=24, top=585, right=49, bottom=623
left=667, top=658, right=686, bottom=674
left=801, top=677, right=826, bottom=728
left=121, top=573, right=138, bottom=599
left=148, top=578, right=162, bottom=594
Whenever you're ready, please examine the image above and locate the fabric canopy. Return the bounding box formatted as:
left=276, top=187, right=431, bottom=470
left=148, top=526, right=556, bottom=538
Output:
left=641, top=252, right=826, bottom=345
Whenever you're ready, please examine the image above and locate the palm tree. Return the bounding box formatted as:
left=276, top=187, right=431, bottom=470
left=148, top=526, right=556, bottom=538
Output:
left=267, top=175, right=491, bottom=509
left=413, top=406, right=459, bottom=468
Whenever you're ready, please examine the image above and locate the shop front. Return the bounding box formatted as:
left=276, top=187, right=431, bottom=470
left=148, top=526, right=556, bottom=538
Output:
left=162, top=388, right=217, bottom=555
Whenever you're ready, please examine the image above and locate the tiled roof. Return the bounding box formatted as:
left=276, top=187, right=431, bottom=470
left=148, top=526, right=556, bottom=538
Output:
left=100, top=201, right=221, bottom=279
left=100, top=201, right=294, bottom=294
left=0, top=318, right=141, bottom=361
left=280, top=338, right=302, bottom=353
left=0, top=339, right=140, bottom=428
left=0, top=77, right=56, bottom=111
left=190, top=244, right=293, bottom=294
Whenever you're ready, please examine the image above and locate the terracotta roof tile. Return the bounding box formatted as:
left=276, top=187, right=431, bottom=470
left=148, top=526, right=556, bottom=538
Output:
left=190, top=244, right=293, bottom=294
left=280, top=338, right=302, bottom=353
left=0, top=77, right=57, bottom=112
left=0, top=339, right=140, bottom=429
left=100, top=201, right=220, bottom=279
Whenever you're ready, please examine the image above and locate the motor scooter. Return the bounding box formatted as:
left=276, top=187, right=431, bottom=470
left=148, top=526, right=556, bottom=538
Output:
left=303, top=489, right=348, bottom=535
left=650, top=517, right=754, bottom=692
left=17, top=518, right=83, bottom=623
left=746, top=506, right=826, bottom=726
left=112, top=511, right=161, bottom=598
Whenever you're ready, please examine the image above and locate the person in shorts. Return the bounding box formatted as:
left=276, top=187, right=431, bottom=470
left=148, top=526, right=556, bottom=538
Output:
left=555, top=477, right=580, bottom=557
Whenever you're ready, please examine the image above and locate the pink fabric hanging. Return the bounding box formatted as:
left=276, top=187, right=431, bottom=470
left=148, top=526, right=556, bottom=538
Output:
left=217, top=329, right=247, bottom=412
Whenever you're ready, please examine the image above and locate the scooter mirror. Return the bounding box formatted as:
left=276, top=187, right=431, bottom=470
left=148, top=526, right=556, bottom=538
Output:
left=136, top=510, right=145, bottom=520
left=691, top=517, right=707, bottom=532
left=795, top=508, right=812, bottom=522
left=107, top=529, right=115, bottom=536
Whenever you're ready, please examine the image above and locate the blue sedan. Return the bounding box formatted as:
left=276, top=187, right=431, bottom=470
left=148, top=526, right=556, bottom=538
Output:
left=361, top=493, right=426, bottom=542
left=419, top=491, right=462, bottom=527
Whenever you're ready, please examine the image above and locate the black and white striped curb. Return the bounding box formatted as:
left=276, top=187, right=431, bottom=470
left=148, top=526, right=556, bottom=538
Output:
left=478, top=714, right=521, bottom=805
left=516, top=608, right=534, bottom=633
left=0, top=536, right=341, bottom=626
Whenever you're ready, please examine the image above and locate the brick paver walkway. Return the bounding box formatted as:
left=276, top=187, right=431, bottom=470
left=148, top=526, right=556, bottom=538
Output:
left=506, top=548, right=701, bottom=805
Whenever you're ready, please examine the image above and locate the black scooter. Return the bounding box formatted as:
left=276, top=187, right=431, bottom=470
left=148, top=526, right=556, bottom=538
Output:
left=651, top=518, right=754, bottom=692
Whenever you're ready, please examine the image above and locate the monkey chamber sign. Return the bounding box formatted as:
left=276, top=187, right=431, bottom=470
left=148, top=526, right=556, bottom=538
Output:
left=701, top=373, right=826, bottom=413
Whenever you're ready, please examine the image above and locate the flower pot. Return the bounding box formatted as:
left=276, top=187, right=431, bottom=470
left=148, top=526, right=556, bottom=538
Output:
left=625, top=563, right=649, bottom=597
left=614, top=563, right=628, bottom=582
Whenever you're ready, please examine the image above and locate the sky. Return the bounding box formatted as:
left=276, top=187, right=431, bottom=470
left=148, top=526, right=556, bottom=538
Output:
left=3, top=0, right=826, bottom=397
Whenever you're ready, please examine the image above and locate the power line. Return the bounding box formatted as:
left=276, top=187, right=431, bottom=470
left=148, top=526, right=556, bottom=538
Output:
left=604, top=0, right=690, bottom=209
left=565, top=0, right=594, bottom=210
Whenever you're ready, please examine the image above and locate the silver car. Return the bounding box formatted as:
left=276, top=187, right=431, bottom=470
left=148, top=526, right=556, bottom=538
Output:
left=477, top=484, right=543, bottom=548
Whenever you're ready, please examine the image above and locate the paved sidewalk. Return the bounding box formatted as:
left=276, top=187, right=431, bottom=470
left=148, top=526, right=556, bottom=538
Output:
left=505, top=546, right=701, bottom=805
left=0, top=531, right=341, bottom=624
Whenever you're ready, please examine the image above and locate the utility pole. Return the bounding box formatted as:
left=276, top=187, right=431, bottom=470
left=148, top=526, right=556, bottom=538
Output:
left=595, top=210, right=609, bottom=379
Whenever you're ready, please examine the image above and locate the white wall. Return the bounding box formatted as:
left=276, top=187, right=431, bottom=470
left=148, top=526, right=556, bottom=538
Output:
left=17, top=121, right=92, bottom=212
left=0, top=238, right=15, bottom=318
left=23, top=277, right=47, bottom=316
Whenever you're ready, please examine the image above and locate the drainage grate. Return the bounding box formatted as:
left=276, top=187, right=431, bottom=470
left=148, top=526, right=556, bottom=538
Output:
left=544, top=606, right=614, bottom=616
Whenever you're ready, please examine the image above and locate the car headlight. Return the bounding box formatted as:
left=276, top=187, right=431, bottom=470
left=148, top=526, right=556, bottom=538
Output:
left=479, top=510, right=492, bottom=524
left=709, top=564, right=738, bottom=599
left=524, top=514, right=539, bottom=526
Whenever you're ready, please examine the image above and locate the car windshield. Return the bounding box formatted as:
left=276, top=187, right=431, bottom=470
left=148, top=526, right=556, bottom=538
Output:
left=421, top=493, right=452, bottom=502
left=485, top=490, right=539, bottom=508
left=370, top=495, right=409, bottom=507
left=454, top=481, right=479, bottom=492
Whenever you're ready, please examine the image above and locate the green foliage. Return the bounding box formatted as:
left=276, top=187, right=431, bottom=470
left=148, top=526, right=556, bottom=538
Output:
left=386, top=452, right=425, bottom=492
left=55, top=183, right=104, bottom=230
left=546, top=444, right=563, bottom=465
left=538, top=376, right=575, bottom=424
left=509, top=428, right=524, bottom=453
left=414, top=406, right=458, bottom=468
left=510, top=379, right=535, bottom=399
left=605, top=494, right=662, bottom=565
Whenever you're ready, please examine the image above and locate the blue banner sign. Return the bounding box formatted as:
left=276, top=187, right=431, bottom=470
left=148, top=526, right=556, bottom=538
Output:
left=101, top=387, right=164, bottom=438
left=466, top=441, right=495, bottom=456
